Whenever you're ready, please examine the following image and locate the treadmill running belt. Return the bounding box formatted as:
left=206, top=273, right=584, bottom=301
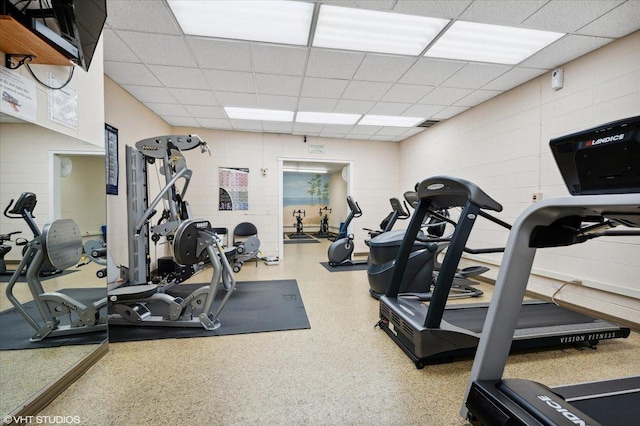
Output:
left=443, top=303, right=599, bottom=334
left=571, top=392, right=640, bottom=426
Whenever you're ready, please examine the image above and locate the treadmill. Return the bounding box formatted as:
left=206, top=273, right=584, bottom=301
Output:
left=464, top=115, right=640, bottom=425
left=378, top=177, right=630, bottom=369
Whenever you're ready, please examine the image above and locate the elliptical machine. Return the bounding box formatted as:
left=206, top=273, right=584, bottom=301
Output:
left=327, top=196, right=366, bottom=267
left=367, top=191, right=485, bottom=300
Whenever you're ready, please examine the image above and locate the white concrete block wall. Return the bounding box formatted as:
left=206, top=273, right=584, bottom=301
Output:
left=399, top=31, right=640, bottom=325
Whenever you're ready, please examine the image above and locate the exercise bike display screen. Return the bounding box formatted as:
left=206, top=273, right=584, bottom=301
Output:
left=550, top=115, right=640, bottom=195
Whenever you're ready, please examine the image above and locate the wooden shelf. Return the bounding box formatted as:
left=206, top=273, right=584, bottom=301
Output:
left=0, top=15, right=73, bottom=66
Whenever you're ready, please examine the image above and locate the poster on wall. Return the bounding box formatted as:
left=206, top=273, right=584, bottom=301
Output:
left=49, top=73, right=77, bottom=129
left=105, top=124, right=119, bottom=195
left=219, top=167, right=249, bottom=210
left=0, top=67, right=36, bottom=122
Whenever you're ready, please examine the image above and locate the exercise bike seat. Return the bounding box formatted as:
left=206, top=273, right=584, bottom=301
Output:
left=109, top=284, right=158, bottom=301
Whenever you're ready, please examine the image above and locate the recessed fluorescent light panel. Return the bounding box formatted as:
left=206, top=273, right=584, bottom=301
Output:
left=424, top=21, right=564, bottom=65
left=313, top=5, right=449, bottom=55
left=296, top=111, right=361, bottom=125
left=167, top=0, right=314, bottom=45
left=224, top=107, right=293, bottom=122
left=358, top=115, right=424, bottom=127
left=283, top=168, right=328, bottom=174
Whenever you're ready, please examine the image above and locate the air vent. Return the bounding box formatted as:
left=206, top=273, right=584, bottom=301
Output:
left=391, top=312, right=401, bottom=326
left=402, top=322, right=414, bottom=338
left=417, top=119, right=440, bottom=128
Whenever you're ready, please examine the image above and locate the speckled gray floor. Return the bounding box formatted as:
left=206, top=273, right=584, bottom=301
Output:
left=31, top=240, right=640, bottom=425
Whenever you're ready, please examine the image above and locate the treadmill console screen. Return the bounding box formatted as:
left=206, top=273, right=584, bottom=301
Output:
left=550, top=115, right=640, bottom=195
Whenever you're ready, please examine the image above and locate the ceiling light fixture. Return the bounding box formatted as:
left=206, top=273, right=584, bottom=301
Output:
left=283, top=168, right=328, bottom=174
left=167, top=0, right=315, bottom=45
left=424, top=21, right=564, bottom=65
left=313, top=5, right=449, bottom=56
left=296, top=111, right=361, bottom=125
left=358, top=115, right=425, bottom=127
left=224, top=107, right=294, bottom=122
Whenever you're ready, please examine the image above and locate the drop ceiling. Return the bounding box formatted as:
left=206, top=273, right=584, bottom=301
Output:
left=103, top=0, right=640, bottom=142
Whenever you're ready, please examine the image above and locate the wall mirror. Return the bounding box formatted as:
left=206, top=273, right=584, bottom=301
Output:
left=0, top=118, right=107, bottom=417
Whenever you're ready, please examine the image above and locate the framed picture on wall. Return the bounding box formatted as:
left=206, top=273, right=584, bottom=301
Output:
left=105, top=123, right=118, bottom=195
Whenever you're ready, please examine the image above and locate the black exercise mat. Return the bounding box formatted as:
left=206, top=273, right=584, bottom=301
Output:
left=0, top=287, right=108, bottom=350
left=286, top=233, right=314, bottom=239
left=320, top=261, right=368, bottom=272
left=284, top=238, right=320, bottom=244
left=108, top=279, right=310, bottom=343
left=0, top=269, right=78, bottom=283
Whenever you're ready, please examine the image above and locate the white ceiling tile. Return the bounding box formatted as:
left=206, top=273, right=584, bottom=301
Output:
left=262, top=122, right=294, bottom=133
left=342, top=81, right=393, bottom=101
left=145, top=103, right=190, bottom=117
left=577, top=1, right=640, bottom=38
left=258, top=95, right=299, bottom=110
left=350, top=126, right=383, bottom=135
left=519, top=34, right=614, bottom=69
left=187, top=38, right=253, bottom=71
left=403, top=104, right=446, bottom=117
left=432, top=106, right=470, bottom=119
left=196, top=118, right=233, bottom=130
left=400, top=58, right=465, bottom=86
left=522, top=1, right=624, bottom=33
left=103, top=29, right=139, bottom=63
left=442, top=63, right=511, bottom=89
left=368, top=102, right=412, bottom=115
left=454, top=89, right=503, bottom=107
left=459, top=1, right=548, bottom=26
left=184, top=105, right=226, bottom=119
left=231, top=120, right=263, bottom=131
left=104, top=62, right=162, bottom=86
left=482, top=67, right=548, bottom=90
left=333, top=100, right=376, bottom=114
left=346, top=135, right=373, bottom=141
left=203, top=70, right=255, bottom=93
left=368, top=136, right=396, bottom=142
left=148, top=65, right=208, bottom=89
left=169, top=89, right=219, bottom=106
left=392, top=0, right=472, bottom=19
left=375, top=127, right=412, bottom=136
left=306, top=49, right=365, bottom=79
left=293, top=123, right=325, bottom=133
left=255, top=74, right=302, bottom=97
left=353, top=54, right=416, bottom=83
left=106, top=0, right=181, bottom=34
left=418, top=87, right=473, bottom=105
left=215, top=92, right=259, bottom=108
left=122, top=85, right=177, bottom=104
left=301, top=78, right=349, bottom=98
left=380, top=84, right=433, bottom=103
left=321, top=124, right=355, bottom=134
left=298, top=98, right=339, bottom=112
left=118, top=32, right=197, bottom=67
left=251, top=44, right=308, bottom=76
left=403, top=127, right=426, bottom=137
left=161, top=116, right=200, bottom=127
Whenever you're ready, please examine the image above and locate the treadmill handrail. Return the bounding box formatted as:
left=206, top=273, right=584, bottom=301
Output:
left=416, top=176, right=503, bottom=212
left=462, top=193, right=640, bottom=420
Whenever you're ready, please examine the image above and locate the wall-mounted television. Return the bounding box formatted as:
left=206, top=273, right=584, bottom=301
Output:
left=2, top=0, right=107, bottom=71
